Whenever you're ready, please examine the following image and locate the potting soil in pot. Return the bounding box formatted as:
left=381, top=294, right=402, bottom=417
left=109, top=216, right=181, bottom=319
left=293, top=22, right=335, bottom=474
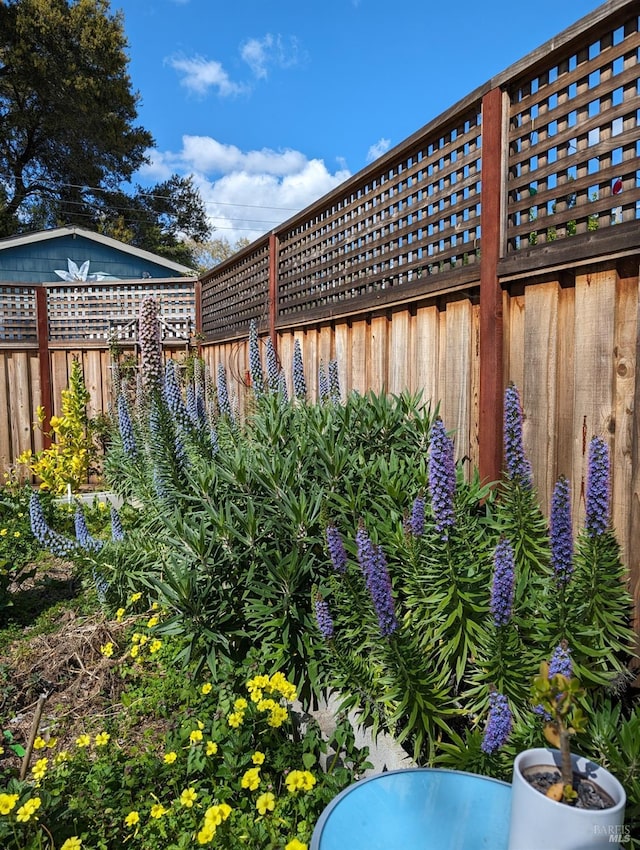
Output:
left=522, top=765, right=616, bottom=810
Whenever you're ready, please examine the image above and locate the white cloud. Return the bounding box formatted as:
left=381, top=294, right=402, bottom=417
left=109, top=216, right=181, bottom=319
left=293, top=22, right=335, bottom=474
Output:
left=139, top=137, right=351, bottom=246
left=366, top=137, right=391, bottom=162
left=167, top=55, right=247, bottom=97
left=240, top=34, right=303, bottom=79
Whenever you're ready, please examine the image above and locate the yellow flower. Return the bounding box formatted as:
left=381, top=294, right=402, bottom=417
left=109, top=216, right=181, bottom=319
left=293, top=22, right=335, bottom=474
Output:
left=227, top=711, right=244, bottom=728
left=60, top=838, right=82, bottom=850
left=16, top=797, right=41, bottom=822
left=98, top=501, right=107, bottom=511
left=131, top=632, right=141, bottom=644
left=0, top=793, right=19, bottom=814
left=147, top=615, right=159, bottom=628
left=201, top=682, right=213, bottom=695
left=197, top=824, right=216, bottom=844
left=252, top=751, right=265, bottom=765
left=268, top=706, right=289, bottom=728
left=149, top=639, right=162, bottom=654
left=256, top=791, right=276, bottom=815
left=75, top=734, right=91, bottom=748
left=285, top=840, right=308, bottom=850
left=46, top=737, right=57, bottom=749
left=218, top=802, right=232, bottom=820
left=189, top=729, right=203, bottom=744
left=138, top=635, right=148, bottom=646
left=130, top=592, right=142, bottom=603
left=204, top=805, right=223, bottom=827
left=285, top=770, right=317, bottom=793
left=53, top=750, right=70, bottom=765
left=33, top=736, right=47, bottom=750
left=163, top=751, right=177, bottom=764
left=95, top=732, right=110, bottom=747
left=100, top=642, right=114, bottom=658
left=206, top=741, right=218, bottom=756
left=124, top=810, right=140, bottom=827
left=0, top=529, right=7, bottom=536
left=32, top=757, right=48, bottom=781
left=151, top=601, right=159, bottom=610
left=240, top=766, right=261, bottom=790
left=150, top=803, right=168, bottom=819
left=233, top=697, right=248, bottom=711
left=180, top=787, right=198, bottom=808
left=130, top=645, right=139, bottom=658
left=13, top=531, right=20, bottom=538
left=115, top=607, right=126, bottom=622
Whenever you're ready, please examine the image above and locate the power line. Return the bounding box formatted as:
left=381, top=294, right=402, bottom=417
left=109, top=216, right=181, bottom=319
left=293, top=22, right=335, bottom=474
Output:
left=55, top=182, right=300, bottom=213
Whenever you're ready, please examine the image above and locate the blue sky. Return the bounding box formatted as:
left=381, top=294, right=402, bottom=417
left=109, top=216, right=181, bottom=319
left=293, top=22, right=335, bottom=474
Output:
left=114, top=0, right=605, bottom=244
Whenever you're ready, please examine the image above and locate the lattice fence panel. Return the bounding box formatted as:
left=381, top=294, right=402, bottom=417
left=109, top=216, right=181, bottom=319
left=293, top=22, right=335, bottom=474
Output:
left=200, top=239, right=270, bottom=339
left=46, top=280, right=195, bottom=343
left=276, top=104, right=483, bottom=319
left=507, top=10, right=640, bottom=250
left=0, top=285, right=37, bottom=344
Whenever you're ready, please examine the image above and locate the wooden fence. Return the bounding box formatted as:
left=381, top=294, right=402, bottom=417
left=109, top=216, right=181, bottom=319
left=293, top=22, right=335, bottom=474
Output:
left=199, top=0, right=640, bottom=628
left=0, top=278, right=197, bottom=469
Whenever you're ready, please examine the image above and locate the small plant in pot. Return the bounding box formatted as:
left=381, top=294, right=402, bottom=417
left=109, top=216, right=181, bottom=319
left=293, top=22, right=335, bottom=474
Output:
left=507, top=648, right=627, bottom=850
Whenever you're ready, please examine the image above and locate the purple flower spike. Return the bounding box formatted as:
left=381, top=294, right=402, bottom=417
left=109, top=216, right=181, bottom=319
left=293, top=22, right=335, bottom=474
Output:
left=407, top=496, right=425, bottom=537
left=490, top=539, right=515, bottom=627
left=586, top=437, right=610, bottom=537
left=481, top=691, right=512, bottom=754
left=428, top=419, right=456, bottom=540
left=356, top=525, right=398, bottom=638
left=550, top=476, right=573, bottom=585
left=326, top=525, right=347, bottom=574
left=504, top=384, right=533, bottom=488
left=110, top=506, right=125, bottom=542
left=314, top=598, right=334, bottom=640
left=292, top=339, right=307, bottom=400
left=138, top=297, right=163, bottom=394
left=248, top=320, right=264, bottom=395
left=117, top=394, right=136, bottom=458
left=549, top=642, right=572, bottom=679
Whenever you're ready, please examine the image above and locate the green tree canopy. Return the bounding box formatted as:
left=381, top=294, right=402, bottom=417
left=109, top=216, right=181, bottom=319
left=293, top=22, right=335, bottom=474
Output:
left=0, top=0, right=153, bottom=234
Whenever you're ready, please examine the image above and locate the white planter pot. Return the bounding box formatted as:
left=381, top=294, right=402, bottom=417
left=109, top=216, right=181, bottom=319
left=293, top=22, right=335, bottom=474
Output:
left=508, top=748, right=627, bottom=850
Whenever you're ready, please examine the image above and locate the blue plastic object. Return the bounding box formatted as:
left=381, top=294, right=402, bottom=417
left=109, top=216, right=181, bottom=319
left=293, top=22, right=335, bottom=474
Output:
left=311, top=768, right=511, bottom=850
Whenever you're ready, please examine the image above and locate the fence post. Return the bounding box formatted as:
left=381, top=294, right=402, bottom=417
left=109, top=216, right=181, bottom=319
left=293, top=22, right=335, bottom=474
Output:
left=269, top=232, right=278, bottom=352
left=34, top=285, right=52, bottom=449
left=479, top=86, right=507, bottom=485
left=194, top=278, right=202, bottom=355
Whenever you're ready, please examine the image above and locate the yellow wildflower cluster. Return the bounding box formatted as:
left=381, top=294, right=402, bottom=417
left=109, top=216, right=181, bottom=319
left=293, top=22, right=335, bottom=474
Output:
left=247, top=672, right=297, bottom=703
left=16, top=796, right=41, bottom=822
left=240, top=766, right=261, bottom=791
left=196, top=802, right=232, bottom=845
left=32, top=757, right=48, bottom=782
left=33, top=736, right=57, bottom=751
left=285, top=770, right=317, bottom=794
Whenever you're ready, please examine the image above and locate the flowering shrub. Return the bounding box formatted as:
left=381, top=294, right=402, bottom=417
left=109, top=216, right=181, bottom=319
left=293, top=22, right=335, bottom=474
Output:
left=17, top=360, right=98, bottom=494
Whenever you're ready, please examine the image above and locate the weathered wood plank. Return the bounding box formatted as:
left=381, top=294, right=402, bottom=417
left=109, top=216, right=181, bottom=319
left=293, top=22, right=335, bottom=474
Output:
left=30, top=352, right=43, bottom=455
left=0, top=353, right=11, bottom=469
left=389, top=311, right=409, bottom=396
left=50, top=350, right=69, bottom=417
left=350, top=320, right=368, bottom=394
left=369, top=316, right=388, bottom=394
left=504, top=290, right=526, bottom=396
left=612, top=266, right=638, bottom=563
left=411, top=305, right=440, bottom=408
left=572, top=269, right=617, bottom=526
left=523, top=281, right=560, bottom=513
left=84, top=349, right=103, bottom=420
left=333, top=322, right=350, bottom=399
left=470, top=303, right=481, bottom=474
left=556, top=284, right=576, bottom=480
left=443, top=299, right=472, bottom=463
left=8, top=352, right=32, bottom=459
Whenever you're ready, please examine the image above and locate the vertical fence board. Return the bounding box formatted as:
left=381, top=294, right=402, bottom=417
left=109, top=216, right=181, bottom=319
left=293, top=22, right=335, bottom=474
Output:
left=389, top=311, right=410, bottom=396
left=318, top=326, right=333, bottom=378
left=412, top=305, right=440, bottom=407
left=505, top=291, right=525, bottom=394
left=50, top=351, right=69, bottom=417
left=470, top=303, right=481, bottom=473
left=524, top=281, right=560, bottom=512
left=351, top=320, right=368, bottom=394
left=556, top=285, right=575, bottom=479
left=29, top=353, right=43, bottom=455
left=369, top=316, right=388, bottom=394
left=334, top=322, right=350, bottom=400
left=279, top=332, right=294, bottom=399
left=443, top=299, right=472, bottom=462
left=84, top=350, right=103, bottom=420
left=572, top=270, right=617, bottom=525
left=612, top=269, right=638, bottom=563
left=0, top=354, right=11, bottom=468
left=8, top=352, right=32, bottom=459
left=305, top=330, right=318, bottom=402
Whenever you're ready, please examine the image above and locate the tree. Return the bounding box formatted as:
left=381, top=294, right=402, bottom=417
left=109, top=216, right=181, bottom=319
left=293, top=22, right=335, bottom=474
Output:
left=185, top=236, right=252, bottom=274
left=97, top=175, right=212, bottom=268
left=0, top=0, right=153, bottom=235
